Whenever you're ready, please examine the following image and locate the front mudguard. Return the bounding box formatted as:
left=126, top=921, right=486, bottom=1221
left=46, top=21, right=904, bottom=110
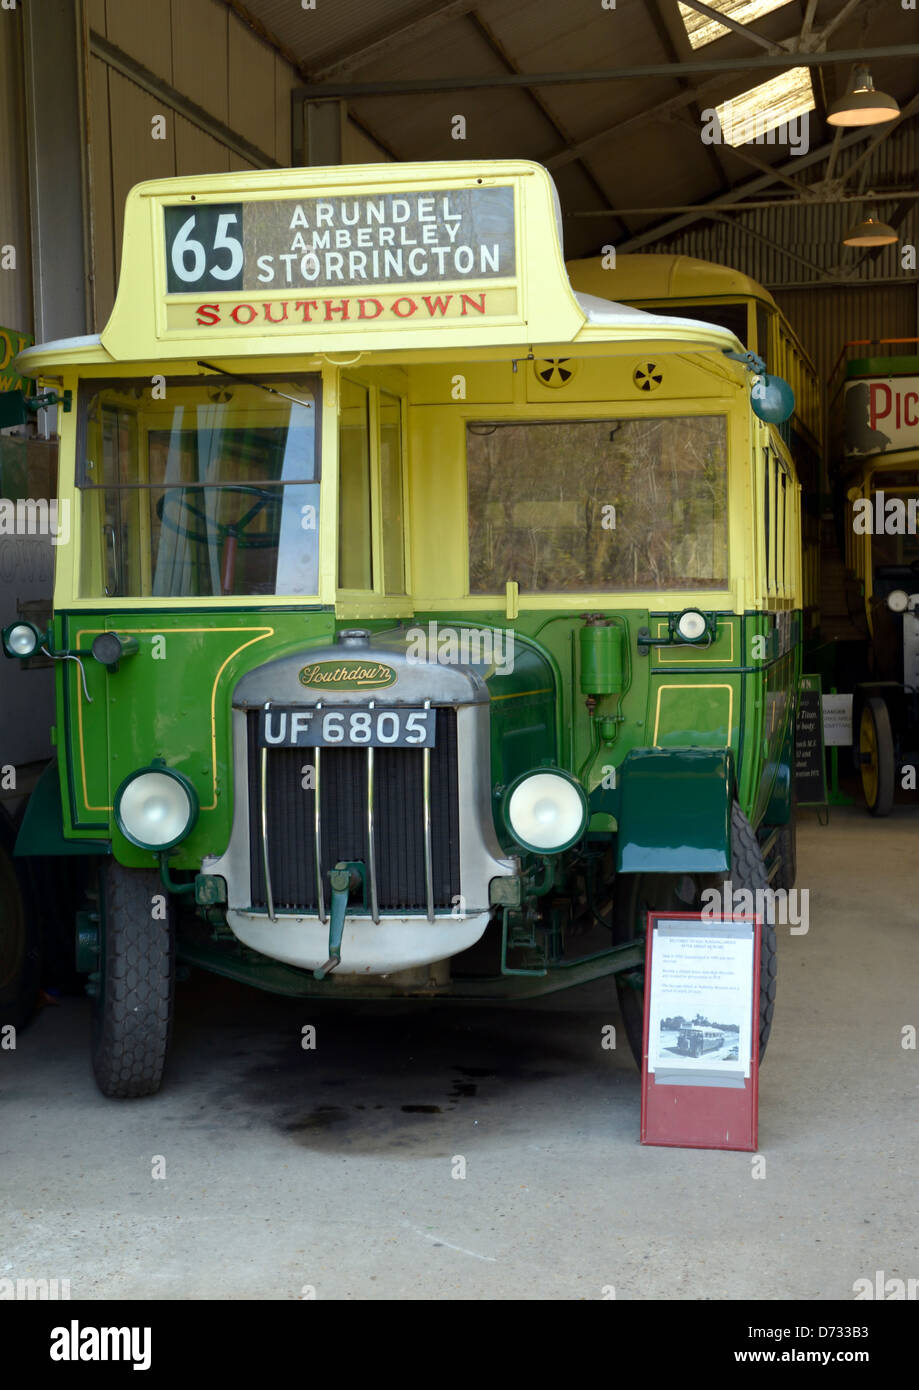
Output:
left=593, top=746, right=734, bottom=875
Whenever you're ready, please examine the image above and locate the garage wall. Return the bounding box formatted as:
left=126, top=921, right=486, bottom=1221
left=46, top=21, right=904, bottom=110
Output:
left=0, top=6, right=32, bottom=339
left=772, top=283, right=918, bottom=393
left=84, top=0, right=389, bottom=328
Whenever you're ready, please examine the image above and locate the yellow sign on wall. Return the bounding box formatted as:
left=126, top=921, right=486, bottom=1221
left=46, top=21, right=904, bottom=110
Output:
left=0, top=327, right=34, bottom=392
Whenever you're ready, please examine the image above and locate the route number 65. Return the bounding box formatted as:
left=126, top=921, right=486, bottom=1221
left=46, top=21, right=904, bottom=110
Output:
left=170, top=212, right=243, bottom=284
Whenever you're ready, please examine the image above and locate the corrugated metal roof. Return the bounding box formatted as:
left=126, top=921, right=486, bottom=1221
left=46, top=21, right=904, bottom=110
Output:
left=645, top=125, right=918, bottom=288
left=234, top=0, right=919, bottom=273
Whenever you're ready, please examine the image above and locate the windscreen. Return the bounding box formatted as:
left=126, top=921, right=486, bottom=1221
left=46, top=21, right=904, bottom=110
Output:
left=77, top=375, right=320, bottom=598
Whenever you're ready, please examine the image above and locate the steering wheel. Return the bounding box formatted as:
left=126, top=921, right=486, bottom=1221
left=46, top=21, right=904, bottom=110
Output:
left=156, top=485, right=280, bottom=549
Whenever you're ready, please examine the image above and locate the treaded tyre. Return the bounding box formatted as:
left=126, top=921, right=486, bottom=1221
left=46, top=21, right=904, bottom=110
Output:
left=766, top=801, right=797, bottom=893
left=614, top=802, right=777, bottom=1068
left=91, top=860, right=174, bottom=1098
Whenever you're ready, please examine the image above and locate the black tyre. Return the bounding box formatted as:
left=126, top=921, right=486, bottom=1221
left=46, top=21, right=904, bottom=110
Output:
left=0, top=806, right=40, bottom=1032
left=858, top=697, right=895, bottom=817
left=91, top=860, right=174, bottom=1098
left=764, top=792, right=796, bottom=893
left=613, top=802, right=777, bottom=1068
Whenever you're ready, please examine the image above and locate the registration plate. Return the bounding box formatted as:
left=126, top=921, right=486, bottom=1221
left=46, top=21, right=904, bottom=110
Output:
left=258, top=705, right=436, bottom=748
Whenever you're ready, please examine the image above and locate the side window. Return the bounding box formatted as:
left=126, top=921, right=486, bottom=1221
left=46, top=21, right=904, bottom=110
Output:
left=338, top=379, right=372, bottom=590
left=779, top=468, right=787, bottom=594
left=379, top=391, right=406, bottom=595
left=756, top=304, right=771, bottom=363
left=763, top=447, right=772, bottom=598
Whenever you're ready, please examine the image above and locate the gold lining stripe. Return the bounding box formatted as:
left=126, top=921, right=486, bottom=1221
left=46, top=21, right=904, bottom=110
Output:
left=490, top=686, right=554, bottom=702
left=652, top=682, right=734, bottom=747
left=74, top=627, right=275, bottom=814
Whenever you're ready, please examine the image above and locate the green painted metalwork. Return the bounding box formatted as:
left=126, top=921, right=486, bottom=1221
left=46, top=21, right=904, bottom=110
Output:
left=14, top=761, right=109, bottom=857
left=615, top=747, right=734, bottom=874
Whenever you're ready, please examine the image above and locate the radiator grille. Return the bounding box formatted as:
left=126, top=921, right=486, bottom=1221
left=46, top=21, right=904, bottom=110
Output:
left=246, top=707, right=461, bottom=912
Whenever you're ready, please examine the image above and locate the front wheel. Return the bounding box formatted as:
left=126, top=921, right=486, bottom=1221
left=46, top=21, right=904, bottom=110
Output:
left=613, top=802, right=777, bottom=1069
left=91, top=860, right=174, bottom=1098
left=858, top=697, right=895, bottom=817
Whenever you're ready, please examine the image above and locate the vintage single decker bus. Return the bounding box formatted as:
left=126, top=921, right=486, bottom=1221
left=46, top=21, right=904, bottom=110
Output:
left=3, top=160, right=799, bottom=1096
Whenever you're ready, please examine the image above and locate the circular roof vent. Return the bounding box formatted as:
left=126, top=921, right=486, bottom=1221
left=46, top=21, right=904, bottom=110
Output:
left=633, top=362, right=664, bottom=392
left=534, top=357, right=578, bottom=389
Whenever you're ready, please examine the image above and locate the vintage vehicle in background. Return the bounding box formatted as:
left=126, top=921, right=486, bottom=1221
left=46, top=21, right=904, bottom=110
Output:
left=829, top=340, right=919, bottom=815
left=677, top=1025, right=726, bottom=1058
left=6, top=160, right=800, bottom=1097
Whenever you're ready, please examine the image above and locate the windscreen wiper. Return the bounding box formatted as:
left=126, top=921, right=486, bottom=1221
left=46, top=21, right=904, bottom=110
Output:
left=197, top=361, right=314, bottom=409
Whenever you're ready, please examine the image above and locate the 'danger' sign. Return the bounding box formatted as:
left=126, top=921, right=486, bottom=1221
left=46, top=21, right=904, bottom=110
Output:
left=164, top=186, right=516, bottom=294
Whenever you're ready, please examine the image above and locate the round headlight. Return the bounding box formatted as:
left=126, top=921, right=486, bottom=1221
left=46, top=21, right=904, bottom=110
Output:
left=887, top=589, right=909, bottom=614
left=115, top=766, right=198, bottom=850
left=504, top=770, right=588, bottom=853
left=3, top=622, right=40, bottom=658
left=677, top=609, right=708, bottom=642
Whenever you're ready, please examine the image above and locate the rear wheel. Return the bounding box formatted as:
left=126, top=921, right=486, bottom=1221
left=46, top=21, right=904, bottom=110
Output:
left=858, top=697, right=895, bottom=817
left=613, top=801, right=777, bottom=1068
left=90, top=860, right=174, bottom=1098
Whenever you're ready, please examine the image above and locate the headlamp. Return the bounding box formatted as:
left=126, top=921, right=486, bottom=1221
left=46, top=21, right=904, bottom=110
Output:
left=114, top=764, right=199, bottom=850
left=503, top=769, right=588, bottom=854
left=2, top=621, right=42, bottom=659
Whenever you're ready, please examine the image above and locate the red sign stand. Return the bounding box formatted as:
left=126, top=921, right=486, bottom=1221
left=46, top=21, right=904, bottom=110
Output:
left=640, top=912, right=761, bottom=1152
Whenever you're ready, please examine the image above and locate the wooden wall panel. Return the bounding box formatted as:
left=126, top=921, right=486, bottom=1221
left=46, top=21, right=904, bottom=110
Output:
left=275, top=52, right=297, bottom=167
left=105, top=0, right=173, bottom=81
left=88, top=55, right=116, bottom=328
left=108, top=71, right=176, bottom=282
left=0, top=8, right=32, bottom=333
left=171, top=0, right=228, bottom=124
left=175, top=117, right=230, bottom=177
left=228, top=21, right=276, bottom=159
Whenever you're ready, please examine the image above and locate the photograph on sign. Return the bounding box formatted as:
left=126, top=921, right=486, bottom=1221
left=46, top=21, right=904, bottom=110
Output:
left=646, top=920, right=754, bottom=1080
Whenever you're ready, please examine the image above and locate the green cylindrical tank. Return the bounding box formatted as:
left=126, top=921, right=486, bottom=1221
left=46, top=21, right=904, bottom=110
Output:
left=579, top=620, right=624, bottom=695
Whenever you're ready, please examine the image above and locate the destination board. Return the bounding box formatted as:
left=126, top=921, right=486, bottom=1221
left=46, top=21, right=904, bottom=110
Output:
left=163, top=187, right=516, bottom=294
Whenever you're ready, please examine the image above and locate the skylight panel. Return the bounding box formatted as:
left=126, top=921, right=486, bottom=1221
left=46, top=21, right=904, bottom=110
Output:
left=679, top=0, right=795, bottom=50
left=715, top=68, right=815, bottom=146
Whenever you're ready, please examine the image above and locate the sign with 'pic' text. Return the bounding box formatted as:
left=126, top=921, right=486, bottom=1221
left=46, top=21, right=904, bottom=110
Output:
left=163, top=187, right=516, bottom=294
left=845, top=375, right=919, bottom=455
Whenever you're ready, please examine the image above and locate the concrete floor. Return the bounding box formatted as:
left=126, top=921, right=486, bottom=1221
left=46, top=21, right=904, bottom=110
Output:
left=2, top=802, right=918, bottom=1301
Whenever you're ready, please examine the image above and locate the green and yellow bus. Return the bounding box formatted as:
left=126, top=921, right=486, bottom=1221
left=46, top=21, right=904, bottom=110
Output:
left=4, top=160, right=799, bottom=1096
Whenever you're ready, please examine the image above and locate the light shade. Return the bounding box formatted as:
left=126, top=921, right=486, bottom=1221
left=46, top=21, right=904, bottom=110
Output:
left=827, top=67, right=899, bottom=127
left=843, top=208, right=898, bottom=248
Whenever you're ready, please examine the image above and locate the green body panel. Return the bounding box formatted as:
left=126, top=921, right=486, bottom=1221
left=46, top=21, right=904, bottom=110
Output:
left=613, top=746, right=733, bottom=874
left=54, top=607, right=335, bottom=865
left=47, top=604, right=799, bottom=879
